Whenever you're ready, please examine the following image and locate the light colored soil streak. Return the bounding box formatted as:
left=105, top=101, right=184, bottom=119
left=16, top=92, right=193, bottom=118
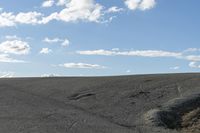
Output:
left=181, top=108, right=200, bottom=133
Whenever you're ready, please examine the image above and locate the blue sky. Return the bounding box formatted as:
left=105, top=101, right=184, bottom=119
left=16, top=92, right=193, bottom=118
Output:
left=0, top=0, right=200, bottom=77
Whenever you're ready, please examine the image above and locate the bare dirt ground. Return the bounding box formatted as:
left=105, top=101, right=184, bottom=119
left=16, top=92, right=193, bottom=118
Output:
left=0, top=73, right=199, bottom=133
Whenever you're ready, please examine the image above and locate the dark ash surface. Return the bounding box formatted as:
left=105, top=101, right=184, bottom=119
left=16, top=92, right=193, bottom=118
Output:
left=0, top=73, right=200, bottom=133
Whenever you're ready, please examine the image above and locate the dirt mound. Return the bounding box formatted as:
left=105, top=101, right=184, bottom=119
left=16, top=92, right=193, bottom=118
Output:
left=181, top=108, right=200, bottom=133
left=144, top=93, right=200, bottom=133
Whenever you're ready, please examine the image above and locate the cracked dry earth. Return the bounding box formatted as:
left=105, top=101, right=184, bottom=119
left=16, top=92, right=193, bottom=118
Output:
left=0, top=73, right=200, bottom=133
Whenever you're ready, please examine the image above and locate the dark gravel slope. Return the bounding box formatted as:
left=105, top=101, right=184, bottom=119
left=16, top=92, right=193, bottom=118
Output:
left=0, top=73, right=200, bottom=133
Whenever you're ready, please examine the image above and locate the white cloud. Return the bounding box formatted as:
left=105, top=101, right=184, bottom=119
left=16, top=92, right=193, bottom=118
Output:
left=0, top=12, right=16, bottom=27
left=43, top=37, right=62, bottom=43
left=0, top=11, right=43, bottom=27
left=77, top=49, right=182, bottom=58
left=39, top=0, right=106, bottom=24
left=126, top=70, right=131, bottom=73
left=0, top=54, right=25, bottom=63
left=0, top=37, right=28, bottom=63
left=57, top=0, right=104, bottom=23
left=42, top=0, right=54, bottom=8
left=59, top=62, right=106, bottom=69
left=15, top=12, right=43, bottom=24
left=56, top=0, right=68, bottom=6
left=139, top=0, right=156, bottom=10
left=170, top=66, right=180, bottom=70
left=4, top=35, right=21, bottom=40
left=189, top=62, right=200, bottom=68
left=39, top=12, right=59, bottom=24
left=43, top=37, right=69, bottom=46
left=125, top=0, right=140, bottom=10
left=0, top=71, right=14, bottom=78
left=185, top=55, right=200, bottom=62
left=77, top=48, right=200, bottom=69
left=118, top=50, right=181, bottom=57
left=180, top=49, right=200, bottom=65
left=106, top=6, right=124, bottom=13
left=77, top=49, right=115, bottom=56
left=41, top=73, right=60, bottom=77
left=183, top=48, right=200, bottom=53
left=124, top=0, right=156, bottom=11
left=61, top=39, right=70, bottom=46
left=112, top=48, right=120, bottom=51
left=0, top=0, right=157, bottom=28
left=0, top=40, right=30, bottom=55
left=40, top=48, right=52, bottom=54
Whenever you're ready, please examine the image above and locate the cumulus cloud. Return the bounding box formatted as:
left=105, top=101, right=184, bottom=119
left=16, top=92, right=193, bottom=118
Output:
left=59, top=62, right=106, bottom=69
left=0, top=12, right=16, bottom=27
left=0, top=40, right=30, bottom=55
left=37, top=0, right=106, bottom=24
left=124, top=0, right=140, bottom=10
left=0, top=37, right=29, bottom=63
left=42, top=0, right=54, bottom=8
left=15, top=12, right=43, bottom=25
left=124, top=0, right=156, bottom=11
left=40, top=48, right=52, bottom=54
left=139, top=0, right=156, bottom=10
left=55, top=0, right=104, bottom=23
left=77, top=49, right=182, bottom=58
left=1, top=0, right=158, bottom=27
left=43, top=37, right=70, bottom=46
left=0, top=0, right=116, bottom=27
left=0, top=11, right=44, bottom=27
left=0, top=0, right=158, bottom=28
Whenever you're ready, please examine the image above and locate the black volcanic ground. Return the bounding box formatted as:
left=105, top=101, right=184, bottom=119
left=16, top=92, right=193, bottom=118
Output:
left=0, top=73, right=200, bottom=133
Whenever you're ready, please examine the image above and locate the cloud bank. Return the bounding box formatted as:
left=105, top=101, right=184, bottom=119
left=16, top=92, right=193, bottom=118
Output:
left=0, top=0, right=157, bottom=28
left=77, top=48, right=200, bottom=69
left=59, top=62, right=106, bottom=69
left=77, top=49, right=181, bottom=58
